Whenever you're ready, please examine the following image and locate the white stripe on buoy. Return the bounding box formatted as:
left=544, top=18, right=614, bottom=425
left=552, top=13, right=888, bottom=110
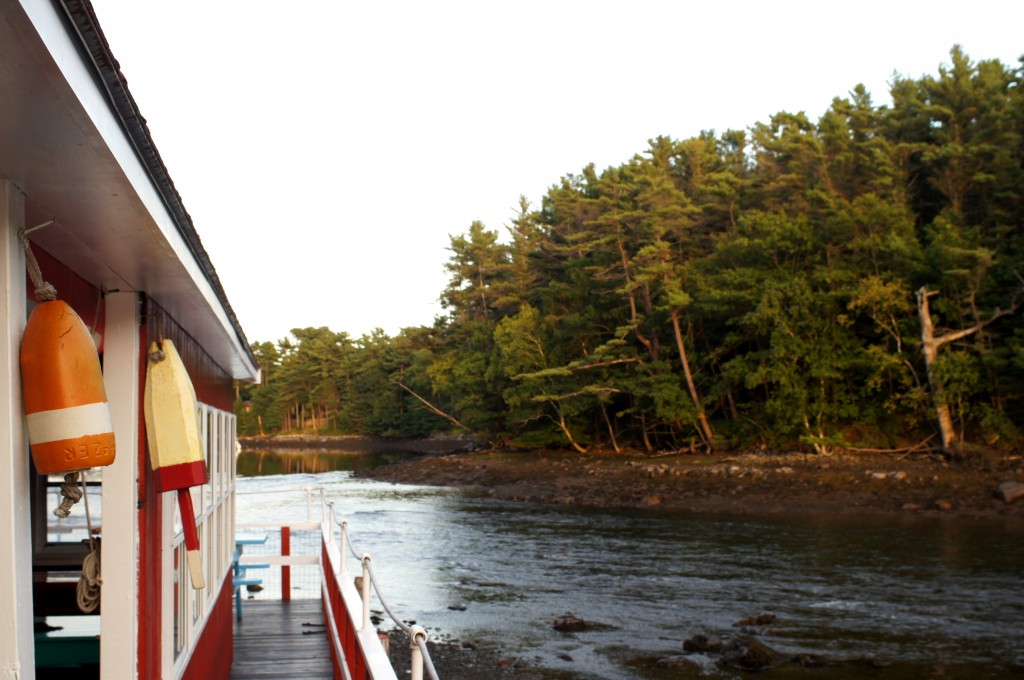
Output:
left=25, top=402, right=114, bottom=444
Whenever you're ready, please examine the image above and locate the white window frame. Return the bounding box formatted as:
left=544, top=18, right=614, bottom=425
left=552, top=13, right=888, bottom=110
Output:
left=163, top=403, right=237, bottom=680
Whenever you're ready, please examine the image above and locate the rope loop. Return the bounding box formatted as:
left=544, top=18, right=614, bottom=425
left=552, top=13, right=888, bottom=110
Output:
left=411, top=626, right=439, bottom=680
left=53, top=471, right=83, bottom=518
left=148, top=341, right=166, bottom=363
left=17, top=227, right=58, bottom=301
left=411, top=625, right=428, bottom=645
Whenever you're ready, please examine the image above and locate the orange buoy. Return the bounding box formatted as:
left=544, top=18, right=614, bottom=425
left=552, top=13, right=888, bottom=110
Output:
left=21, top=300, right=116, bottom=474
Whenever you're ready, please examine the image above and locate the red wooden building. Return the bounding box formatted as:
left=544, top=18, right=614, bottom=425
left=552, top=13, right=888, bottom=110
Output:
left=1, top=1, right=260, bottom=677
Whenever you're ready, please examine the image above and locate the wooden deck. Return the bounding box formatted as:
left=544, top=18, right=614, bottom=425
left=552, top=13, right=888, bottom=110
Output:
left=229, top=599, right=334, bottom=679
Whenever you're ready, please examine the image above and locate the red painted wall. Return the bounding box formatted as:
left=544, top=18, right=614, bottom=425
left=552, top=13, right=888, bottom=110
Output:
left=26, top=244, right=105, bottom=336
left=30, top=247, right=238, bottom=679
left=181, top=582, right=234, bottom=680
left=138, top=317, right=163, bottom=679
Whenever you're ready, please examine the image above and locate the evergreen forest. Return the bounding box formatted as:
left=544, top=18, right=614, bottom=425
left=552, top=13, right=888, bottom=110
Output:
left=236, top=48, right=1024, bottom=457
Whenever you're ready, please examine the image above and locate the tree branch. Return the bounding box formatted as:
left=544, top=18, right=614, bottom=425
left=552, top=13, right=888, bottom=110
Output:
left=838, top=435, right=936, bottom=455
left=567, top=357, right=641, bottom=372
left=531, top=387, right=622, bottom=402
left=391, top=380, right=476, bottom=437
left=933, top=296, right=1022, bottom=350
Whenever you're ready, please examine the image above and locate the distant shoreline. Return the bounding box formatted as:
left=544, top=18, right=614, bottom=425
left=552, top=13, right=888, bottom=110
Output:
left=237, top=434, right=470, bottom=455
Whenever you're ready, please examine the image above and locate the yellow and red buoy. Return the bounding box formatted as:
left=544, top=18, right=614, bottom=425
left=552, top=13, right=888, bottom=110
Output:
left=21, top=300, right=116, bottom=474
left=145, top=338, right=208, bottom=589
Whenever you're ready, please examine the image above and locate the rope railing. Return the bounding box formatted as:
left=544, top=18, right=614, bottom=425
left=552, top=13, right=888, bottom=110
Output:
left=323, top=496, right=440, bottom=680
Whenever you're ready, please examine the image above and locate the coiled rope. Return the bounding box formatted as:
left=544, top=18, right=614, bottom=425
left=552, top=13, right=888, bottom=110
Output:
left=76, top=470, right=102, bottom=613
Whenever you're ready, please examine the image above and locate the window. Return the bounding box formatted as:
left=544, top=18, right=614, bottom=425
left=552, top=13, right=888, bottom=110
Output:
left=170, top=403, right=236, bottom=676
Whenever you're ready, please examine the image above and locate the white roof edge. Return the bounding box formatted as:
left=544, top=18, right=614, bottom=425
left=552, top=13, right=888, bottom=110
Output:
left=20, top=0, right=259, bottom=382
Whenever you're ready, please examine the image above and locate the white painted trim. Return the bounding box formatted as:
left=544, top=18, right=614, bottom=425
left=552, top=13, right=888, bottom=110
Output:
left=100, top=292, right=141, bottom=680
left=237, top=521, right=322, bottom=530
left=0, top=181, right=36, bottom=679
left=161, top=480, right=175, bottom=680
left=168, top=403, right=237, bottom=679
left=238, top=555, right=319, bottom=567
left=170, top=561, right=233, bottom=680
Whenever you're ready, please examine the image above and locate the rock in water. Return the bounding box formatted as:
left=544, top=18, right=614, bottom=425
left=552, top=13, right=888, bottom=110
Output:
left=995, top=481, right=1024, bottom=503
left=793, top=653, right=830, bottom=667
left=656, top=655, right=701, bottom=669
left=683, top=634, right=723, bottom=653
left=552, top=613, right=590, bottom=632
left=734, top=613, right=777, bottom=627
left=721, top=637, right=786, bottom=671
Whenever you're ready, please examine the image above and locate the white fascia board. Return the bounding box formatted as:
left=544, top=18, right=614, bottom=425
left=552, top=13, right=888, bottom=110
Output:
left=0, top=182, right=35, bottom=680
left=100, top=291, right=141, bottom=680
left=19, top=0, right=258, bottom=382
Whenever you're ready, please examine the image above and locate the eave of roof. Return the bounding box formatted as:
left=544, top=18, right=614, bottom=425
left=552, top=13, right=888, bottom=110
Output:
left=0, top=0, right=259, bottom=381
left=59, top=0, right=257, bottom=375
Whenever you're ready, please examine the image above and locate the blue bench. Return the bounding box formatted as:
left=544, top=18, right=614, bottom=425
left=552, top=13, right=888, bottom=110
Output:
left=232, top=555, right=269, bottom=621
left=236, top=562, right=270, bottom=573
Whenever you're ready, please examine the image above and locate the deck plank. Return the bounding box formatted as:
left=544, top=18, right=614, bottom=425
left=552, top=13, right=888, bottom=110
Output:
left=229, top=599, right=333, bottom=679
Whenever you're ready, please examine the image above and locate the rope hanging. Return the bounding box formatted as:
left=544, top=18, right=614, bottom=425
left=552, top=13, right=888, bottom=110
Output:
left=17, top=224, right=57, bottom=301
left=76, top=470, right=102, bottom=613
left=149, top=341, right=166, bottom=364
left=53, top=472, right=83, bottom=518
left=19, top=220, right=100, bottom=610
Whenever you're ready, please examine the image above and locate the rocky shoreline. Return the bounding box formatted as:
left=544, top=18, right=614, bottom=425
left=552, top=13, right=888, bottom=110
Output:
left=352, top=445, right=1024, bottom=679
left=354, top=446, right=1024, bottom=523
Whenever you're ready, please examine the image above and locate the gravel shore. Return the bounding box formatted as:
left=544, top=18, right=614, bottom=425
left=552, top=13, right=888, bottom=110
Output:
left=355, top=447, right=1024, bottom=523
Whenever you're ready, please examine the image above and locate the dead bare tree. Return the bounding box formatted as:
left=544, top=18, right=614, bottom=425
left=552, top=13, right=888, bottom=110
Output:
left=391, top=380, right=477, bottom=439
left=916, top=285, right=1022, bottom=456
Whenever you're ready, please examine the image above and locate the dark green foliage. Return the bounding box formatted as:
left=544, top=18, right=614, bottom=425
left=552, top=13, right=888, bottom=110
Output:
left=237, top=48, right=1024, bottom=453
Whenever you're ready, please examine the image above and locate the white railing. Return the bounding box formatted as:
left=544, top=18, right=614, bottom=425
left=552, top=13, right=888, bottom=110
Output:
left=333, top=506, right=439, bottom=680
left=235, top=486, right=439, bottom=680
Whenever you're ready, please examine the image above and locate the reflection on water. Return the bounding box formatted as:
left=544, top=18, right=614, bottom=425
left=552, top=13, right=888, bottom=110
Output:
left=236, top=455, right=1024, bottom=680
left=236, top=449, right=418, bottom=476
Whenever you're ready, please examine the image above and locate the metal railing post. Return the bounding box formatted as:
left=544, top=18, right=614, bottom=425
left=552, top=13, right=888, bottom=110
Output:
left=327, top=502, right=336, bottom=545
left=339, top=521, right=348, bottom=575
left=410, top=626, right=427, bottom=680
left=360, top=554, right=372, bottom=632
left=281, top=526, right=291, bottom=600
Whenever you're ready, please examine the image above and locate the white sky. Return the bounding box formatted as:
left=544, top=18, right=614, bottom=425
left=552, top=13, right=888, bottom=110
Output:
left=89, top=0, right=1023, bottom=345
